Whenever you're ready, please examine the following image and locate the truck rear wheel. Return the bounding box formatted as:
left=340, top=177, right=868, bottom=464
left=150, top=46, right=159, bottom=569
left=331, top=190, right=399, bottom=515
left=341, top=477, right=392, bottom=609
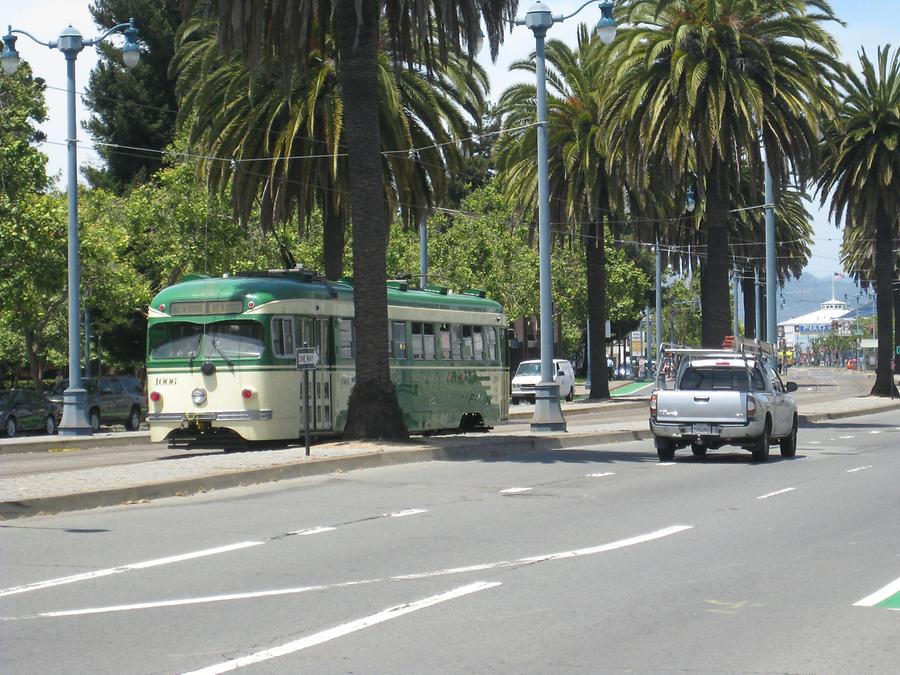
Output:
left=780, top=416, right=798, bottom=458
left=751, top=420, right=771, bottom=462
left=691, top=443, right=707, bottom=457
left=654, top=437, right=675, bottom=461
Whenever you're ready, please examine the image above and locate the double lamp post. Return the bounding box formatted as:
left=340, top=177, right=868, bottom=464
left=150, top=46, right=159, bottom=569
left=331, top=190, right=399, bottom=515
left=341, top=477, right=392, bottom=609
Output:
left=516, top=0, right=617, bottom=431
left=2, top=19, right=141, bottom=435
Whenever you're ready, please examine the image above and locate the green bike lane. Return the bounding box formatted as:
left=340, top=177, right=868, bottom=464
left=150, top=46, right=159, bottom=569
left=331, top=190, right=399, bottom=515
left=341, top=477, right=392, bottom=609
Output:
left=855, top=577, right=900, bottom=611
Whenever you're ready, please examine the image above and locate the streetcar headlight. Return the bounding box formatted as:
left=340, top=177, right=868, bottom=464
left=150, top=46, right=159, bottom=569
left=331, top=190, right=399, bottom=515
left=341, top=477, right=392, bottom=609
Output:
left=191, top=388, right=207, bottom=406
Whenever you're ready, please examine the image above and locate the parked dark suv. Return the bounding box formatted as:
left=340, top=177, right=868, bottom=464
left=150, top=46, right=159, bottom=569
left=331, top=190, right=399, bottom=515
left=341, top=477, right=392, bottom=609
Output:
left=49, top=376, right=147, bottom=432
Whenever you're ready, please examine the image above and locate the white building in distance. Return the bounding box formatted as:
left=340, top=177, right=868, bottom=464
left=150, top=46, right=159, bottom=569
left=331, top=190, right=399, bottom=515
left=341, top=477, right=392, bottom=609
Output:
left=778, top=297, right=850, bottom=351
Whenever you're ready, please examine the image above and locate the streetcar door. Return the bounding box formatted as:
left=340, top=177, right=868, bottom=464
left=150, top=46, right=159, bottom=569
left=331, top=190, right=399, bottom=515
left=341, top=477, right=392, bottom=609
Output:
left=298, top=317, right=332, bottom=431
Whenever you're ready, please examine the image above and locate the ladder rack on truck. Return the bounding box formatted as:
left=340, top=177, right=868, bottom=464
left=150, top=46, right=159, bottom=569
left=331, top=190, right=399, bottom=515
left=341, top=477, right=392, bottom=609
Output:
left=655, top=337, right=777, bottom=390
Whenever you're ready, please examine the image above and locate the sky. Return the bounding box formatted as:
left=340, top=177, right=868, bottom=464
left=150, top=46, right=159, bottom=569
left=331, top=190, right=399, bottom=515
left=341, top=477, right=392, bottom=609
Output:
left=3, top=0, right=896, bottom=279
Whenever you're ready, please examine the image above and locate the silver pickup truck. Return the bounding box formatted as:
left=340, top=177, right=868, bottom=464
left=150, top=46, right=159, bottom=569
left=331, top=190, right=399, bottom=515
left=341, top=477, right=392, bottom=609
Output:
left=649, top=344, right=798, bottom=462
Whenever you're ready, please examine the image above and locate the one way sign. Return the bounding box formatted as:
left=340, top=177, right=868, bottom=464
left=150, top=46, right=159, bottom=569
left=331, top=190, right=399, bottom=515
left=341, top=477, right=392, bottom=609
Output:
left=295, top=347, right=319, bottom=370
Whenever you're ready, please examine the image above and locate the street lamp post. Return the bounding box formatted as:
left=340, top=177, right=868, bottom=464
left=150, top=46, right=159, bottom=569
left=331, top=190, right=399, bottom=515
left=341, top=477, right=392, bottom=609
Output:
left=516, top=0, right=616, bottom=431
left=2, top=19, right=141, bottom=435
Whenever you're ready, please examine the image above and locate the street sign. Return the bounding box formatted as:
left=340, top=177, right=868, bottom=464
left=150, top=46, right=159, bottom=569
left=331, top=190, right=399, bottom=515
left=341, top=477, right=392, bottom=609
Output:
left=296, top=347, right=319, bottom=370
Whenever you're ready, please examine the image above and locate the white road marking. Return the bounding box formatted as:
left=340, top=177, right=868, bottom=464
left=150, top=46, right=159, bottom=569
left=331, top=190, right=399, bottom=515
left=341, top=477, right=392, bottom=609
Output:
left=289, top=526, right=336, bottom=536
left=839, top=435, right=855, bottom=439
left=756, top=487, right=796, bottom=500
left=181, top=582, right=501, bottom=674
left=869, top=430, right=881, bottom=434
left=854, top=575, right=900, bottom=607
left=500, top=487, right=532, bottom=494
left=807, top=441, right=821, bottom=445
left=12, top=525, right=693, bottom=620
left=656, top=462, right=676, bottom=466
left=586, top=472, right=615, bottom=478
left=386, top=508, right=428, bottom=518
left=0, top=541, right=264, bottom=598
left=846, top=466, right=873, bottom=473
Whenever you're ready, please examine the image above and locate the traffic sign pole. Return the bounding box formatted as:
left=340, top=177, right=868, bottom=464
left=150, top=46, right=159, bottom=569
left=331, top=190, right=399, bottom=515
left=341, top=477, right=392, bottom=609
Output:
left=295, top=347, right=320, bottom=455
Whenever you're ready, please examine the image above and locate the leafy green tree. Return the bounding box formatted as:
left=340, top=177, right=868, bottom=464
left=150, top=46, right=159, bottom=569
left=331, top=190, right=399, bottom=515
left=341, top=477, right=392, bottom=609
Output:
left=191, top=0, right=520, bottom=440
left=818, top=46, right=900, bottom=396
left=0, top=60, right=54, bottom=389
left=83, top=0, right=183, bottom=191
left=605, top=0, right=842, bottom=348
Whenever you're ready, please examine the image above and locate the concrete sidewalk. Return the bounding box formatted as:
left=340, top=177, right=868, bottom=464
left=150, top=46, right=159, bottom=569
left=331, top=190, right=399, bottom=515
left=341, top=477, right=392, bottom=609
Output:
left=1, top=393, right=897, bottom=520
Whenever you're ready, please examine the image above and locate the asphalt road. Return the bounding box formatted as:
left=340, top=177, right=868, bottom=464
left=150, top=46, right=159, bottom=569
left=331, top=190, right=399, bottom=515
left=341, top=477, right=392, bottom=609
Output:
left=2, top=407, right=898, bottom=674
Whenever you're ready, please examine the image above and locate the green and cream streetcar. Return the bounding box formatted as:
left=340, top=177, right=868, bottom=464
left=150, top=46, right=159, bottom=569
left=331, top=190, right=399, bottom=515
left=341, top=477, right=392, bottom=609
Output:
left=146, top=270, right=509, bottom=445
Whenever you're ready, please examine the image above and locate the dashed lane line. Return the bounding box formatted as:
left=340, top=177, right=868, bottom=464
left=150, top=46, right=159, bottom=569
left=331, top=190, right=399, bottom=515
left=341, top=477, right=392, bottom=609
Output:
left=756, top=487, right=796, bottom=500
left=500, top=487, right=532, bottom=494
left=846, top=466, right=873, bottom=473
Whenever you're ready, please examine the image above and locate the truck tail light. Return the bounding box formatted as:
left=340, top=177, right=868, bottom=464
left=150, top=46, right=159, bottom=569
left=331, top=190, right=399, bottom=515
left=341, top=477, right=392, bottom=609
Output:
left=746, top=394, right=757, bottom=420
left=649, top=392, right=658, bottom=418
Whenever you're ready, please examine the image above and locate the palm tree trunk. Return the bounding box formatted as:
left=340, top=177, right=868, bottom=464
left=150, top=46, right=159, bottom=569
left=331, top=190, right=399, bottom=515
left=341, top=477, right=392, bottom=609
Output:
left=334, top=0, right=408, bottom=438
left=322, top=179, right=345, bottom=280
left=701, top=171, right=733, bottom=348
left=870, top=208, right=898, bottom=396
left=742, top=275, right=755, bottom=338
left=586, top=220, right=610, bottom=399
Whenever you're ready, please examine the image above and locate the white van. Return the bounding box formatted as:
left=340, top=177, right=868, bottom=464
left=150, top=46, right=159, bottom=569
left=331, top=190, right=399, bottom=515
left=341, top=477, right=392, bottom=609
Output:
left=511, top=359, right=576, bottom=404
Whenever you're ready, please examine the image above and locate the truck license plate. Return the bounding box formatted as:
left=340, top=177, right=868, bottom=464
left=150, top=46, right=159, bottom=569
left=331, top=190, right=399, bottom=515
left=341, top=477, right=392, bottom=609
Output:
left=692, top=424, right=716, bottom=435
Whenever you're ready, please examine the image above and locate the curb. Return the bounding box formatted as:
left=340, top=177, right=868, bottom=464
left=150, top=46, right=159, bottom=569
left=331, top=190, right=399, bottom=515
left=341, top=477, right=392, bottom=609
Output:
left=799, top=400, right=900, bottom=424
left=0, top=427, right=653, bottom=520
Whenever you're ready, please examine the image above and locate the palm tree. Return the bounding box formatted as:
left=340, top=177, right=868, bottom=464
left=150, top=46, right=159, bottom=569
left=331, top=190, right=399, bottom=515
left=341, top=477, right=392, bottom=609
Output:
left=183, top=1, right=516, bottom=439
left=604, top=0, right=842, bottom=348
left=818, top=46, right=900, bottom=396
left=174, top=17, right=487, bottom=281
left=496, top=26, right=620, bottom=399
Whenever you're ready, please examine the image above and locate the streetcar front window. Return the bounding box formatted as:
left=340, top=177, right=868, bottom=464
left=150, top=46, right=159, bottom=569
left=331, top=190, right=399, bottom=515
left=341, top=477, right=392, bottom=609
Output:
left=149, top=323, right=203, bottom=359
left=202, top=321, right=265, bottom=358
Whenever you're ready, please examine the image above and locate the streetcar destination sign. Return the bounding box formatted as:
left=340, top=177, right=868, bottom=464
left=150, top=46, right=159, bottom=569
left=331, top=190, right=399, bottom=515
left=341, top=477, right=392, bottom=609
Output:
left=296, top=347, right=320, bottom=369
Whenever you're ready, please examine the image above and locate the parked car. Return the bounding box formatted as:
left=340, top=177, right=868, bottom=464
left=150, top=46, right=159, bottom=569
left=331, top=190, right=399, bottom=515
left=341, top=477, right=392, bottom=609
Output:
left=511, top=359, right=576, bottom=404
left=49, top=376, right=147, bottom=432
left=0, top=389, right=59, bottom=437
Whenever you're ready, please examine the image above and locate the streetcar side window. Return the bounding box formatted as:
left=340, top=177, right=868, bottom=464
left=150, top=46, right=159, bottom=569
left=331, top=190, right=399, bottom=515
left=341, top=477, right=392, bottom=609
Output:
left=485, top=326, right=498, bottom=361
left=462, top=326, right=474, bottom=360
left=450, top=324, right=462, bottom=360
left=337, top=318, right=354, bottom=359
left=271, top=317, right=295, bottom=358
left=473, top=326, right=484, bottom=360
left=390, top=321, right=408, bottom=360
left=412, top=322, right=437, bottom=360
left=440, top=324, right=451, bottom=359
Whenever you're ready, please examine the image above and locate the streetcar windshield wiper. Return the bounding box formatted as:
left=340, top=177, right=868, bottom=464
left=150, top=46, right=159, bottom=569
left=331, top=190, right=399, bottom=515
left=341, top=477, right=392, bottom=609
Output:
left=208, top=336, right=234, bottom=366
left=188, top=349, right=198, bottom=369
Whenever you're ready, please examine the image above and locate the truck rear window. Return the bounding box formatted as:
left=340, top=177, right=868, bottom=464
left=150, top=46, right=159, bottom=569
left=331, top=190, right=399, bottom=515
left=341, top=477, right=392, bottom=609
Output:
left=680, top=367, right=764, bottom=391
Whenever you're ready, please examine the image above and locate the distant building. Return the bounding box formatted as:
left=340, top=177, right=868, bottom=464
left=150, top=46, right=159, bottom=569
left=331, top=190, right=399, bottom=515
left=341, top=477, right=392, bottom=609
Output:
left=778, top=297, right=849, bottom=351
